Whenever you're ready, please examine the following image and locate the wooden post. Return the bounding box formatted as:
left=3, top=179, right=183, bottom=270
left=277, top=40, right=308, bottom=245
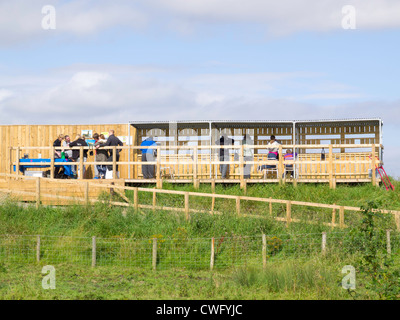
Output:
left=36, top=235, right=40, bottom=262
left=36, top=178, right=41, bottom=209
left=134, top=187, right=138, bottom=211
left=193, top=146, right=199, bottom=189
left=322, top=232, right=327, bottom=255
left=84, top=181, right=89, bottom=206
left=395, top=213, right=400, bottom=232
left=386, top=230, right=391, bottom=255
left=50, top=146, right=55, bottom=179
left=236, top=196, right=241, bottom=215
left=152, top=190, right=157, bottom=211
left=286, top=201, right=292, bottom=227
left=112, top=146, right=117, bottom=180
left=156, top=146, right=161, bottom=189
left=240, top=144, right=244, bottom=188
left=8, top=147, right=12, bottom=179
left=152, top=238, right=157, bottom=271
left=339, top=206, right=345, bottom=228
left=269, top=197, right=272, bottom=216
left=92, top=236, right=96, bottom=267
left=331, top=204, right=336, bottom=229
left=16, top=147, right=20, bottom=179
left=262, top=234, right=267, bottom=270
left=328, top=145, right=333, bottom=189
left=371, top=144, right=377, bottom=187
left=79, top=147, right=84, bottom=180
left=211, top=194, right=215, bottom=214
left=185, top=192, right=190, bottom=220
left=211, top=179, right=215, bottom=193
left=210, top=237, right=215, bottom=271
left=278, top=145, right=283, bottom=184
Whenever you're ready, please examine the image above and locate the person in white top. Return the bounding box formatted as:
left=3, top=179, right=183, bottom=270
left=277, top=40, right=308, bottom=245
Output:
left=267, top=135, right=280, bottom=156
left=243, top=134, right=254, bottom=179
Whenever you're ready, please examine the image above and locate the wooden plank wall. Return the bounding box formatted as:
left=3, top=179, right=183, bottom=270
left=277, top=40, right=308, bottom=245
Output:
left=0, top=124, right=133, bottom=179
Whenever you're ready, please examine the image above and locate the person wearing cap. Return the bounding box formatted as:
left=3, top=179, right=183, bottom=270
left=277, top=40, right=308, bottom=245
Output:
left=140, top=136, right=157, bottom=179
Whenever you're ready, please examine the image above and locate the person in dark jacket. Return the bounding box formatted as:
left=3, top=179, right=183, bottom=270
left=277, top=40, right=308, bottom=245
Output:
left=96, top=130, right=123, bottom=175
left=69, top=134, right=88, bottom=178
left=53, top=134, right=65, bottom=177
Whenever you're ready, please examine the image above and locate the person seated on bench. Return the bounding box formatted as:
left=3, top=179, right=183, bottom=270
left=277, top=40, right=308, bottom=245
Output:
left=283, top=149, right=297, bottom=178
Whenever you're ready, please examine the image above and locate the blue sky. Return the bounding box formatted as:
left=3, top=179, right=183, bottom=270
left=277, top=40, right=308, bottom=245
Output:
left=0, top=0, right=399, bottom=177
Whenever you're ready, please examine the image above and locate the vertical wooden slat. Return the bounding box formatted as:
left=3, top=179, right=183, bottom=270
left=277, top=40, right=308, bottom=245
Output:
left=92, top=236, right=96, bottom=267
left=210, top=237, right=215, bottom=270
left=286, top=201, right=292, bottom=227
left=152, top=238, right=157, bottom=271
left=262, top=234, right=267, bottom=270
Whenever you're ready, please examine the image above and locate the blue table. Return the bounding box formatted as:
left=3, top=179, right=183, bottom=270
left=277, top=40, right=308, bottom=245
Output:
left=14, top=158, right=74, bottom=177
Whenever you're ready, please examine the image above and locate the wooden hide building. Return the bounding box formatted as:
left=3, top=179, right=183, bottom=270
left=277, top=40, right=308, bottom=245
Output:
left=0, top=118, right=384, bottom=188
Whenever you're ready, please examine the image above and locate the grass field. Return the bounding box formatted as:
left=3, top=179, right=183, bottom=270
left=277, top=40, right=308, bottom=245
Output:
left=0, top=181, right=399, bottom=300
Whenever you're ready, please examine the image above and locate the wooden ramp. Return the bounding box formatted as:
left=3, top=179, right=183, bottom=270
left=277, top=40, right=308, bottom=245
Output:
left=0, top=175, right=125, bottom=205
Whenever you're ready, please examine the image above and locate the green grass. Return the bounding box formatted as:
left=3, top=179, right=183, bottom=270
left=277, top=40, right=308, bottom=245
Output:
left=1, top=180, right=399, bottom=299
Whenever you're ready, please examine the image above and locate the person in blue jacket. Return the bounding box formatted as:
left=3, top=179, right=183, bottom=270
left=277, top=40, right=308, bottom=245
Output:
left=140, top=136, right=157, bottom=179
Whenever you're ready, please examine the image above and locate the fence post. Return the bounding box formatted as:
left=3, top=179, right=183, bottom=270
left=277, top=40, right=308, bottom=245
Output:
left=112, top=146, right=117, bottom=179
left=156, top=146, right=161, bottom=189
left=395, top=213, right=400, bottom=232
left=36, top=235, right=41, bottom=262
left=84, top=181, right=89, bottom=206
left=16, top=147, right=20, bottom=179
left=211, top=194, right=215, bottom=214
left=371, top=144, right=377, bottom=187
left=322, top=232, right=327, bottom=255
left=36, top=178, right=41, bottom=209
left=286, top=201, right=292, bottom=227
left=278, top=145, right=283, bottom=185
left=236, top=196, right=241, bottom=216
left=152, top=238, right=157, bottom=271
left=386, top=229, right=391, bottom=255
left=328, top=145, right=333, bottom=189
left=152, top=190, right=157, bottom=211
left=262, top=234, right=267, bottom=270
left=331, top=204, right=336, bottom=229
left=134, top=187, right=138, bottom=211
left=193, top=146, right=199, bottom=189
left=339, top=206, right=345, bottom=228
left=185, top=192, right=190, bottom=220
left=211, top=179, right=216, bottom=193
left=210, top=237, right=215, bottom=271
left=240, top=144, right=244, bottom=189
left=92, top=236, right=96, bottom=267
left=269, top=197, right=272, bottom=216
left=50, top=146, right=55, bottom=179
left=79, top=147, right=84, bottom=180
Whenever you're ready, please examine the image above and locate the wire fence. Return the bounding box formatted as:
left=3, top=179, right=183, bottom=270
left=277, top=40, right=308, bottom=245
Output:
left=0, top=231, right=397, bottom=270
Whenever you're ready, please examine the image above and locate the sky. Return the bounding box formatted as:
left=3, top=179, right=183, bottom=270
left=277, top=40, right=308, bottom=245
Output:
left=0, top=0, right=399, bottom=177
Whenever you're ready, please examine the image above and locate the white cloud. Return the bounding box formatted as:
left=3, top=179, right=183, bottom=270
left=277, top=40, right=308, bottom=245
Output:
left=1, top=0, right=400, bottom=46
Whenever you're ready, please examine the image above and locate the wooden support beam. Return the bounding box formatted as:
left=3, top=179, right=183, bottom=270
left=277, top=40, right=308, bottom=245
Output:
left=193, top=146, right=199, bottom=189
left=210, top=237, right=215, bottom=270
left=371, top=144, right=377, bottom=187
left=152, top=238, right=157, bottom=271
left=156, top=146, right=161, bottom=189
left=339, top=206, right=345, bottom=228
left=112, top=146, right=117, bottom=179
left=36, top=177, right=41, bottom=209
left=79, top=147, right=84, bottom=180
left=236, top=196, right=241, bottom=215
left=278, top=144, right=283, bottom=185
left=134, top=187, right=138, bottom=211
left=328, top=145, right=333, bottom=188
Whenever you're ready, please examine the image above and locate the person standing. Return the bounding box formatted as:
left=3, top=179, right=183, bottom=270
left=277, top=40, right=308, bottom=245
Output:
left=69, top=134, right=88, bottom=178
left=243, top=134, right=254, bottom=179
left=140, top=136, right=157, bottom=179
left=94, top=133, right=108, bottom=179
left=216, top=133, right=234, bottom=179
left=96, top=130, right=123, bottom=177
left=267, top=135, right=281, bottom=159
left=53, top=134, right=65, bottom=178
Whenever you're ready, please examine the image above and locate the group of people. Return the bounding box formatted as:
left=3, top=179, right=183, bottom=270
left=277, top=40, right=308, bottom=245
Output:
left=52, top=130, right=123, bottom=179
left=138, top=134, right=295, bottom=180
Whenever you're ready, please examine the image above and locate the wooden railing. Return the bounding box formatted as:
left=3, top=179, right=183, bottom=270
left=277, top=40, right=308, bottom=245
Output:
left=0, top=172, right=398, bottom=231
left=7, top=144, right=382, bottom=188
